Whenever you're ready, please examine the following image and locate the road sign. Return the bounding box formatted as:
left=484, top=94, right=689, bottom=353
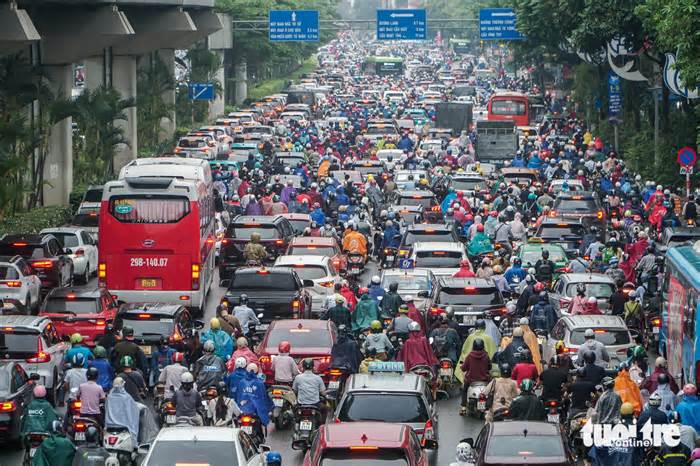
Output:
left=479, top=8, right=525, bottom=41
left=269, top=10, right=319, bottom=42
left=677, top=146, right=697, bottom=167
left=376, top=9, right=427, bottom=41
left=188, top=83, right=214, bottom=101
left=398, top=258, right=415, bottom=270
left=608, top=71, right=622, bottom=115
left=680, top=166, right=694, bottom=175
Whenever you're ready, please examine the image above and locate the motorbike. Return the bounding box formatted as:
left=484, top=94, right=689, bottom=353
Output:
left=567, top=411, right=588, bottom=461
left=291, top=403, right=324, bottom=451
left=71, top=416, right=102, bottom=445
left=237, top=413, right=265, bottom=446
left=326, top=367, right=351, bottom=409
left=544, top=399, right=562, bottom=424
left=103, top=425, right=137, bottom=465
left=491, top=397, right=510, bottom=422
left=437, top=358, right=457, bottom=393
left=22, top=432, right=48, bottom=466
left=153, top=383, right=165, bottom=413
left=387, top=332, right=407, bottom=351
left=347, top=252, right=365, bottom=276
left=160, top=399, right=178, bottom=427
left=381, top=246, right=397, bottom=269
left=268, top=385, right=295, bottom=431
left=466, top=381, right=488, bottom=418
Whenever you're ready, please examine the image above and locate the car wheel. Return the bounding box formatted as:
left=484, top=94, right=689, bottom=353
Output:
left=80, top=263, right=89, bottom=285
left=67, top=266, right=74, bottom=286
left=24, top=293, right=31, bottom=315
left=47, top=370, right=57, bottom=404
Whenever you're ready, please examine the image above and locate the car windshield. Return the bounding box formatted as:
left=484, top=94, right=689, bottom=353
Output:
left=287, top=220, right=310, bottom=235
left=44, top=298, right=99, bottom=314
left=266, top=327, right=332, bottom=349
left=279, top=265, right=329, bottom=281
left=231, top=225, right=280, bottom=240
left=486, top=434, right=564, bottom=459
left=83, top=189, right=103, bottom=202
left=565, top=283, right=614, bottom=298
left=667, top=235, right=700, bottom=247
left=452, top=179, right=484, bottom=191
left=48, top=233, right=80, bottom=248
left=570, top=329, right=630, bottom=346
left=289, top=246, right=336, bottom=257
left=320, top=449, right=409, bottom=465
left=230, top=272, right=297, bottom=291
left=0, top=244, right=45, bottom=259
left=539, top=224, right=585, bottom=238
left=415, top=250, right=462, bottom=267
left=145, top=441, right=239, bottom=466
left=397, top=196, right=433, bottom=209
left=521, top=247, right=567, bottom=265
left=71, top=214, right=99, bottom=227
left=118, top=317, right=174, bottom=339
left=338, top=393, right=428, bottom=423
left=554, top=198, right=598, bottom=212
left=404, top=231, right=453, bottom=247
left=366, top=126, right=397, bottom=135
left=381, top=274, right=429, bottom=291
left=438, top=287, right=503, bottom=306
left=0, top=266, right=19, bottom=280
left=0, top=330, right=39, bottom=359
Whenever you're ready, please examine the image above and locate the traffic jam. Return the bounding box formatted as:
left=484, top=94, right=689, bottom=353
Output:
left=1, top=28, right=700, bottom=466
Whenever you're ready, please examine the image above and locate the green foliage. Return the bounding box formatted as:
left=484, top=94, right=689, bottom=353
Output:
left=137, top=53, right=176, bottom=154
left=175, top=44, right=223, bottom=126
left=0, top=206, right=73, bottom=236
left=247, top=55, right=318, bottom=102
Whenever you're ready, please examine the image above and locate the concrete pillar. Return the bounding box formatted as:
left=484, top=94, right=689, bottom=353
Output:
left=157, top=49, right=176, bottom=141
left=112, top=55, right=137, bottom=171
left=209, top=49, right=225, bottom=121
left=85, top=48, right=112, bottom=90
left=42, top=64, right=73, bottom=206
left=234, top=61, right=247, bottom=106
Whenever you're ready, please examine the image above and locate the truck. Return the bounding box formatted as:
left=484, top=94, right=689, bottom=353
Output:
left=475, top=120, right=518, bottom=165
left=434, top=102, right=472, bottom=136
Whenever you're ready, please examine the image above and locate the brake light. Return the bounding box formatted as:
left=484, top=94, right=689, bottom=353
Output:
left=441, top=360, right=451, bottom=369
left=547, top=400, right=558, bottom=407
left=548, top=210, right=557, bottom=217
left=422, top=418, right=436, bottom=445
left=1, top=281, right=21, bottom=287
left=271, top=389, right=283, bottom=396
left=275, top=239, right=284, bottom=246
left=328, top=368, right=343, bottom=376
left=652, top=318, right=661, bottom=327
left=169, top=332, right=183, bottom=343
left=429, top=307, right=443, bottom=315
left=12, top=242, right=27, bottom=247
left=74, top=249, right=84, bottom=257
left=192, top=264, right=200, bottom=290
left=31, top=260, right=53, bottom=269
left=26, top=351, right=50, bottom=364
left=593, top=329, right=606, bottom=333
left=66, top=293, right=76, bottom=300
left=70, top=400, right=82, bottom=412
left=95, top=319, right=106, bottom=327
left=222, top=239, right=229, bottom=245
left=350, top=446, right=379, bottom=451
left=179, top=296, right=190, bottom=301
left=597, top=210, right=604, bottom=220
left=332, top=260, right=341, bottom=268
left=137, top=314, right=152, bottom=319
left=240, top=415, right=253, bottom=424
left=259, top=355, right=271, bottom=364
left=165, top=402, right=176, bottom=414
left=0, top=401, right=16, bottom=413
left=464, top=287, right=477, bottom=292
left=108, top=436, right=118, bottom=446
left=73, top=422, right=86, bottom=432
left=292, top=299, right=301, bottom=316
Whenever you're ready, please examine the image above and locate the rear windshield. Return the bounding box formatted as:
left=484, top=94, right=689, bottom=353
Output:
left=230, top=272, right=297, bottom=291
left=0, top=266, right=19, bottom=280
left=266, top=327, right=332, bottom=349
left=117, top=317, right=174, bottom=339
left=397, top=196, right=433, bottom=209
left=486, top=434, right=564, bottom=459
left=667, top=235, right=700, bottom=247
left=415, top=250, right=462, bottom=267
left=338, top=393, right=428, bottom=423
left=145, top=440, right=239, bottom=466
left=554, top=198, right=599, bottom=212
left=0, top=244, right=45, bottom=259
left=289, top=246, right=336, bottom=257
left=320, top=449, right=408, bottom=465
left=280, top=265, right=330, bottom=281
left=570, top=329, right=630, bottom=346
left=44, top=298, right=98, bottom=314
left=287, top=220, right=310, bottom=235
left=178, top=138, right=206, bottom=148
left=565, top=283, right=614, bottom=299
left=438, top=287, right=503, bottom=306
left=83, top=189, right=103, bottom=203
left=71, top=214, right=99, bottom=227
left=452, top=179, right=484, bottom=191
left=381, top=275, right=429, bottom=292
left=538, top=224, right=585, bottom=238
left=503, top=173, right=537, bottom=182
left=0, top=330, right=39, bottom=358
left=521, top=247, right=567, bottom=265
left=109, top=196, right=190, bottom=224
left=230, top=225, right=280, bottom=240
left=404, top=231, right=453, bottom=247
left=366, top=126, right=397, bottom=135
left=49, top=233, right=80, bottom=248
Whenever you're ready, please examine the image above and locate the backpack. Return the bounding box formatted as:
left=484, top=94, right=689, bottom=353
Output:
left=431, top=332, right=450, bottom=358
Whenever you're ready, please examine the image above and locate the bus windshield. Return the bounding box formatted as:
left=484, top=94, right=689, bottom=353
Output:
left=491, top=99, right=526, bottom=116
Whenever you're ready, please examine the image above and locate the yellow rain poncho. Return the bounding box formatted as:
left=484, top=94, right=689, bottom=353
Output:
left=455, top=329, right=496, bottom=383
left=499, top=324, right=542, bottom=374
left=614, top=369, right=643, bottom=416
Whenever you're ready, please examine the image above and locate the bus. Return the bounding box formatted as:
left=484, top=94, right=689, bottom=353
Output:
left=119, top=157, right=213, bottom=187
left=361, top=56, right=404, bottom=76
left=662, top=241, right=700, bottom=385
left=487, top=92, right=530, bottom=128
left=98, top=175, right=215, bottom=314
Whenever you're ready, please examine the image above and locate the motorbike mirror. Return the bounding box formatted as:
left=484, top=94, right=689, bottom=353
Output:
left=302, top=279, right=315, bottom=287
left=30, top=373, right=41, bottom=381
left=462, top=437, right=475, bottom=448
left=429, top=337, right=434, bottom=344
left=137, top=444, right=151, bottom=455
left=257, top=312, right=264, bottom=318
left=416, top=290, right=429, bottom=298
left=258, top=443, right=272, bottom=454
left=219, top=279, right=231, bottom=288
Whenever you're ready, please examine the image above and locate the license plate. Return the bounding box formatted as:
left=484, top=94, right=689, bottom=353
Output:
left=30, top=448, right=37, bottom=458
left=273, top=398, right=283, bottom=407
left=477, top=400, right=486, bottom=411
left=440, top=368, right=452, bottom=377
left=548, top=413, right=560, bottom=423
left=300, top=420, right=313, bottom=431
left=75, top=431, right=85, bottom=441
left=166, top=415, right=176, bottom=424
left=139, top=345, right=152, bottom=356
left=653, top=327, right=659, bottom=334
left=385, top=255, right=394, bottom=261
left=328, top=380, right=340, bottom=389
left=241, top=425, right=252, bottom=434
left=462, top=315, right=476, bottom=325
left=257, top=324, right=269, bottom=331
left=141, top=278, right=157, bottom=288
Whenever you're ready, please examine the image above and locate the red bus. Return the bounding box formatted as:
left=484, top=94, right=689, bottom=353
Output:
left=487, top=92, right=530, bottom=127
left=98, top=176, right=215, bottom=313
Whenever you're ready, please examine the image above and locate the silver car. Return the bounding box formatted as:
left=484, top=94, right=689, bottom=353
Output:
left=549, top=273, right=616, bottom=314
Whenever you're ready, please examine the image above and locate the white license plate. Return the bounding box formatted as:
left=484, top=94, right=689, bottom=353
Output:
left=166, top=415, right=176, bottom=424
left=30, top=448, right=37, bottom=458
left=385, top=255, right=394, bottom=261
left=477, top=400, right=486, bottom=411
left=242, top=425, right=253, bottom=434
left=653, top=327, right=659, bottom=334
left=328, top=380, right=340, bottom=389
left=257, top=324, right=269, bottom=331
left=75, top=432, right=85, bottom=441
left=300, top=420, right=313, bottom=431
left=273, top=398, right=283, bottom=407
left=439, top=368, right=452, bottom=377
left=548, top=413, right=560, bottom=423
left=462, top=315, right=476, bottom=325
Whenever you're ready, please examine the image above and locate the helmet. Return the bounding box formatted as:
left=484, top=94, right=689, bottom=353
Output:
left=683, top=384, right=697, bottom=396
left=404, top=295, right=414, bottom=302
left=584, top=328, right=595, bottom=338
left=512, top=327, right=524, bottom=337
left=649, top=392, right=662, bottom=407
left=50, top=420, right=63, bottom=435
left=216, top=381, right=228, bottom=397
left=86, top=366, right=99, bottom=381
left=236, top=337, right=248, bottom=348
left=555, top=340, right=566, bottom=353
left=235, top=357, right=247, bottom=369
left=583, top=351, right=597, bottom=365
left=210, top=317, right=221, bottom=330
left=602, top=376, right=615, bottom=390
left=628, top=290, right=636, bottom=298
left=239, top=294, right=249, bottom=305
left=669, top=411, right=682, bottom=425
left=525, top=274, right=534, bottom=283
left=472, top=338, right=485, bottom=351
left=459, top=259, right=471, bottom=268
left=181, top=372, right=194, bottom=384
left=93, top=345, right=106, bottom=359
left=250, top=232, right=261, bottom=242
left=70, top=333, right=83, bottom=344
left=656, top=357, right=667, bottom=368
left=620, top=402, right=635, bottom=415
left=370, top=320, right=382, bottom=331
left=499, top=363, right=511, bottom=377
left=371, top=275, right=380, bottom=285
left=247, top=363, right=259, bottom=374
left=576, top=283, right=586, bottom=294
left=203, top=340, right=215, bottom=353
left=278, top=341, right=291, bottom=353
left=519, top=317, right=529, bottom=326
left=173, top=352, right=184, bottom=363
left=476, top=224, right=485, bottom=232
left=70, top=352, right=85, bottom=367
left=657, top=373, right=669, bottom=385
left=519, top=348, right=532, bottom=363
left=399, top=304, right=409, bottom=314
left=85, top=425, right=99, bottom=443
left=534, top=282, right=545, bottom=292
left=33, top=385, right=47, bottom=398
left=122, top=326, right=134, bottom=338
left=408, top=321, right=421, bottom=332
left=475, top=319, right=486, bottom=330
left=456, top=441, right=473, bottom=462
left=520, top=378, right=535, bottom=392
left=265, top=451, right=282, bottom=466
left=389, top=282, right=399, bottom=292
left=302, top=358, right=314, bottom=371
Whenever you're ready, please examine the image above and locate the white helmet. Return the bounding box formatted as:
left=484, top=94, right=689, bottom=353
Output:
left=408, top=321, right=421, bottom=332
left=180, top=372, right=194, bottom=384
left=235, top=357, right=247, bottom=369
left=456, top=441, right=473, bottom=461
left=371, top=275, right=380, bottom=285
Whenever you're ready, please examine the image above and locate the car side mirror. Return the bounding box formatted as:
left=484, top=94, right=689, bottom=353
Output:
left=30, top=373, right=41, bottom=381
left=258, top=443, right=271, bottom=454
left=302, top=279, right=315, bottom=288
left=416, top=290, right=429, bottom=298
left=219, top=279, right=231, bottom=288
left=137, top=444, right=151, bottom=455
left=462, top=437, right=474, bottom=448
left=194, top=320, right=205, bottom=330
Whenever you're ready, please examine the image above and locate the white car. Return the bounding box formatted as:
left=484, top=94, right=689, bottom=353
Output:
left=417, top=139, right=443, bottom=157
left=40, top=227, right=98, bottom=284
left=409, top=241, right=468, bottom=278
left=141, top=427, right=268, bottom=466
left=380, top=267, right=437, bottom=311
left=376, top=149, right=403, bottom=163
left=0, top=255, right=42, bottom=312
left=273, top=255, right=340, bottom=314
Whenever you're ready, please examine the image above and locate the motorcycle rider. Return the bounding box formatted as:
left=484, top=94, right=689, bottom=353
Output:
left=206, top=381, right=240, bottom=427
left=367, top=275, right=385, bottom=303
left=429, top=317, right=461, bottom=364
left=380, top=282, right=403, bottom=317
left=104, top=377, right=141, bottom=447
left=509, top=379, right=545, bottom=421
left=271, top=340, right=300, bottom=385
left=352, top=290, right=379, bottom=333
left=504, top=257, right=526, bottom=288
left=540, top=355, right=568, bottom=402
left=72, top=425, right=110, bottom=466
left=225, top=357, right=248, bottom=402
left=342, top=223, right=368, bottom=261
left=65, top=333, right=93, bottom=368
left=89, top=345, right=114, bottom=393
left=530, top=291, right=556, bottom=334
left=21, top=385, right=59, bottom=441
left=158, top=352, right=188, bottom=399
left=453, top=259, right=476, bottom=278
left=638, top=392, right=670, bottom=427
left=387, top=305, right=415, bottom=336
left=232, top=294, right=260, bottom=338
left=111, top=326, right=146, bottom=373
left=293, top=358, right=326, bottom=413
left=534, top=250, right=555, bottom=284
left=323, top=295, right=352, bottom=330
left=594, top=376, right=622, bottom=424
left=575, top=329, right=610, bottom=368
left=116, top=355, right=147, bottom=403
left=194, top=340, right=226, bottom=390
left=484, top=363, right=518, bottom=422
left=511, top=349, right=539, bottom=387
left=397, top=321, right=438, bottom=373
left=330, top=326, right=363, bottom=373
left=580, top=351, right=606, bottom=385
left=642, top=357, right=680, bottom=394
left=32, top=420, right=75, bottom=466
left=653, top=373, right=678, bottom=415
left=363, top=320, right=393, bottom=360
left=243, top=232, right=268, bottom=264
left=200, top=318, right=233, bottom=361
left=78, top=367, right=105, bottom=425
left=449, top=440, right=476, bottom=466
left=173, top=372, right=203, bottom=425
left=568, top=283, right=588, bottom=314
left=676, top=384, right=700, bottom=433
left=459, top=338, right=491, bottom=416
left=150, top=336, right=175, bottom=386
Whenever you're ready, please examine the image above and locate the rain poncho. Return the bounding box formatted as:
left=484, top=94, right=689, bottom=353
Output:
left=676, top=395, right=700, bottom=433
left=397, top=333, right=438, bottom=372
left=594, top=389, right=622, bottom=424
left=352, top=294, right=379, bottom=331
left=20, top=399, right=58, bottom=435
left=653, top=383, right=678, bottom=414
left=200, top=328, right=233, bottom=361
left=367, top=283, right=385, bottom=304
left=225, top=367, right=248, bottom=402
left=237, top=372, right=273, bottom=425
left=330, top=334, right=363, bottom=373
left=467, top=232, right=493, bottom=257
left=614, top=369, right=643, bottom=415
left=72, top=445, right=111, bottom=466
left=32, top=434, right=75, bottom=466
left=499, top=325, right=543, bottom=374
left=455, top=330, right=497, bottom=383
left=105, top=385, right=141, bottom=444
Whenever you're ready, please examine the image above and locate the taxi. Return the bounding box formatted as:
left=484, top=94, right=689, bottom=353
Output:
left=286, top=236, right=347, bottom=273
left=514, top=238, right=569, bottom=274
left=302, top=422, right=429, bottom=465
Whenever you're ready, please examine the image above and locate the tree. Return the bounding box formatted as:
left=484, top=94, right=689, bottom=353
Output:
left=137, top=53, right=176, bottom=154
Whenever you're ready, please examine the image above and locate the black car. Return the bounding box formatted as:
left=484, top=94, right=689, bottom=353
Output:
left=219, top=215, right=295, bottom=280
left=397, top=223, right=460, bottom=261
left=0, top=234, right=73, bottom=291
left=0, top=362, right=38, bottom=442
left=395, top=190, right=443, bottom=223
left=552, top=192, right=605, bottom=233
left=534, top=216, right=586, bottom=258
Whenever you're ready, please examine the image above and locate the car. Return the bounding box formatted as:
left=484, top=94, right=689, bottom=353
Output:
left=286, top=236, right=347, bottom=274
left=658, top=226, right=700, bottom=253
left=68, top=211, right=99, bottom=243
left=499, top=167, right=539, bottom=187
left=543, top=315, right=633, bottom=368
left=257, top=319, right=336, bottom=383
left=450, top=173, right=487, bottom=194
left=551, top=191, right=606, bottom=232
left=329, top=171, right=364, bottom=190
left=333, top=362, right=439, bottom=448
left=273, top=256, right=341, bottom=314
left=534, top=217, right=586, bottom=257
left=549, top=273, right=616, bottom=314
left=409, top=241, right=468, bottom=278
left=39, top=286, right=119, bottom=345
left=416, top=139, right=443, bottom=157
left=397, top=223, right=460, bottom=260
left=348, top=159, right=386, bottom=178
left=173, top=135, right=215, bottom=159
left=0, top=362, right=38, bottom=443
left=514, top=239, right=569, bottom=273
left=40, top=227, right=98, bottom=284
left=549, top=178, right=585, bottom=195
left=0, top=315, right=67, bottom=402
left=76, top=185, right=103, bottom=213
left=394, top=170, right=430, bottom=191
left=427, top=277, right=506, bottom=333
left=0, top=255, right=42, bottom=313
left=467, top=420, right=575, bottom=465
left=303, top=421, right=429, bottom=465
left=375, top=148, right=403, bottom=163
left=0, top=234, right=74, bottom=291
left=115, top=303, right=202, bottom=361
left=219, top=215, right=295, bottom=279
left=273, top=152, right=307, bottom=170
left=279, top=213, right=311, bottom=236
left=395, top=191, right=442, bottom=223
left=140, top=426, right=267, bottom=466
left=379, top=268, right=437, bottom=311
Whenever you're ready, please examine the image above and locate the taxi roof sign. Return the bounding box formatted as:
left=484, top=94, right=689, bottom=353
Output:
left=367, top=361, right=405, bottom=374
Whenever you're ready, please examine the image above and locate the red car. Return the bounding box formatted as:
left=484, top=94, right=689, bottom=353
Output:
left=303, top=422, right=429, bottom=466
left=257, top=319, right=336, bottom=384
left=39, top=287, right=118, bottom=345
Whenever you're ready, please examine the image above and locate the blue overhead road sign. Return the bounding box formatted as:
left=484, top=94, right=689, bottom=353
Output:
left=269, top=10, right=319, bottom=42
left=479, top=8, right=525, bottom=41
left=377, top=9, right=427, bottom=41
left=188, top=83, right=214, bottom=101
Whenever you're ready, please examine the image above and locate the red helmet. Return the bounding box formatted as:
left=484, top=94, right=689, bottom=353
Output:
left=173, top=352, right=184, bottom=363
left=476, top=224, right=485, bottom=232
left=534, top=282, right=545, bottom=292
left=490, top=210, right=498, bottom=218
left=465, top=214, right=474, bottom=222
left=459, top=259, right=471, bottom=268
left=359, top=287, right=369, bottom=295
left=278, top=341, right=291, bottom=353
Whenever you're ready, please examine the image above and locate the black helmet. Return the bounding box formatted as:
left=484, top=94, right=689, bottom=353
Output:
left=85, top=425, right=99, bottom=443
left=216, top=381, right=228, bottom=396
left=513, top=257, right=522, bottom=266
left=475, top=319, right=486, bottom=330
left=472, top=338, right=485, bottom=351
left=583, top=351, right=597, bottom=365
left=50, top=420, right=63, bottom=435
left=550, top=355, right=560, bottom=367
left=541, top=250, right=549, bottom=259
left=576, top=283, right=586, bottom=295
left=519, top=348, right=532, bottom=363
left=86, top=366, right=99, bottom=381
left=389, top=282, right=399, bottom=292
left=602, top=376, right=615, bottom=389
left=499, top=363, right=511, bottom=377
left=657, top=373, right=669, bottom=385
left=302, top=358, right=314, bottom=371
left=240, top=294, right=249, bottom=305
